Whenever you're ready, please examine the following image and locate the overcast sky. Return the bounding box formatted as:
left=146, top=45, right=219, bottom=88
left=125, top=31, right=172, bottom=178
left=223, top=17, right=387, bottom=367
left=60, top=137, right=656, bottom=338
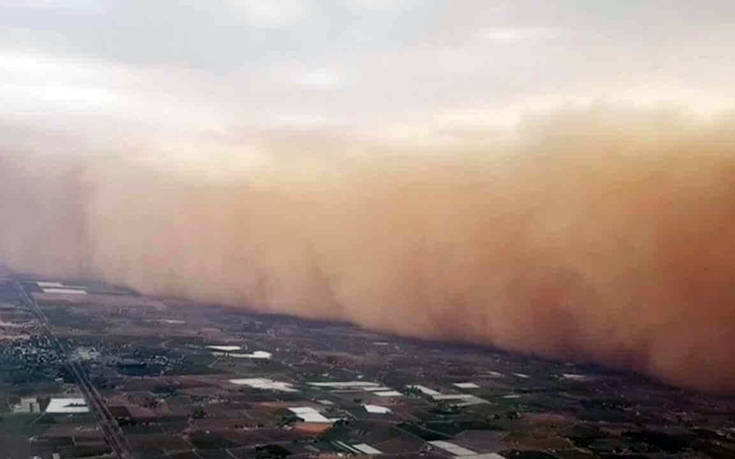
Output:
left=1, top=1, right=734, bottom=161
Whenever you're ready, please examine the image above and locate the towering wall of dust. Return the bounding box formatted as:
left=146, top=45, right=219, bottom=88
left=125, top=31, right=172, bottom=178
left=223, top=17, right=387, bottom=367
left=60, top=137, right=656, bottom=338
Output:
left=2, top=109, right=735, bottom=393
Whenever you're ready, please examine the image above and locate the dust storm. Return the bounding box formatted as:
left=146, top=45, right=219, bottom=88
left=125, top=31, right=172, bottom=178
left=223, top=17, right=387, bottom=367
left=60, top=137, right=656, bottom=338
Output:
left=2, top=108, right=734, bottom=393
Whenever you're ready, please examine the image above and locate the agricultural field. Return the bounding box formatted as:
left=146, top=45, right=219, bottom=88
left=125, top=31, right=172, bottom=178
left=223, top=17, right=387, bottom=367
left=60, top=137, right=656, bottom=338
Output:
left=1, top=275, right=734, bottom=458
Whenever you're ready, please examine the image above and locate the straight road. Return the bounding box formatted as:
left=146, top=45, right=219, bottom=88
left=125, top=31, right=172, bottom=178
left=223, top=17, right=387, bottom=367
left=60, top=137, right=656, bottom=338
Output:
left=15, top=280, right=133, bottom=459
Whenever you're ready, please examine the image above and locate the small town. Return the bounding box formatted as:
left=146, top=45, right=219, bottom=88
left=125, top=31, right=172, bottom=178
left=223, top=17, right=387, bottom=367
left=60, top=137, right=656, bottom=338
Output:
left=1, top=274, right=734, bottom=459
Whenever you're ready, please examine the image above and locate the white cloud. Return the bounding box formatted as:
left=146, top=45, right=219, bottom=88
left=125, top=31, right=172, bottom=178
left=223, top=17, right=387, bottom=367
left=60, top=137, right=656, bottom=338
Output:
left=480, top=27, right=559, bottom=43
left=338, top=0, right=417, bottom=13
left=227, top=0, right=314, bottom=29
left=0, top=53, right=108, bottom=82
left=0, top=0, right=98, bottom=10
left=296, top=69, right=341, bottom=89
left=270, top=113, right=331, bottom=127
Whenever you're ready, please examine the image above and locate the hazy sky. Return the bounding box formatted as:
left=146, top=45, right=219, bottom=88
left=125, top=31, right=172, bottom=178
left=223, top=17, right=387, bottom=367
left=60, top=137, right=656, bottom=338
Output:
left=1, top=1, right=734, bottom=159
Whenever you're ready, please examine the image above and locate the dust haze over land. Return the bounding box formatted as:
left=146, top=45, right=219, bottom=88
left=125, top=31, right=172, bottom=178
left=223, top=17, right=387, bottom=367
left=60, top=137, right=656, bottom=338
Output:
left=2, top=108, right=735, bottom=394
